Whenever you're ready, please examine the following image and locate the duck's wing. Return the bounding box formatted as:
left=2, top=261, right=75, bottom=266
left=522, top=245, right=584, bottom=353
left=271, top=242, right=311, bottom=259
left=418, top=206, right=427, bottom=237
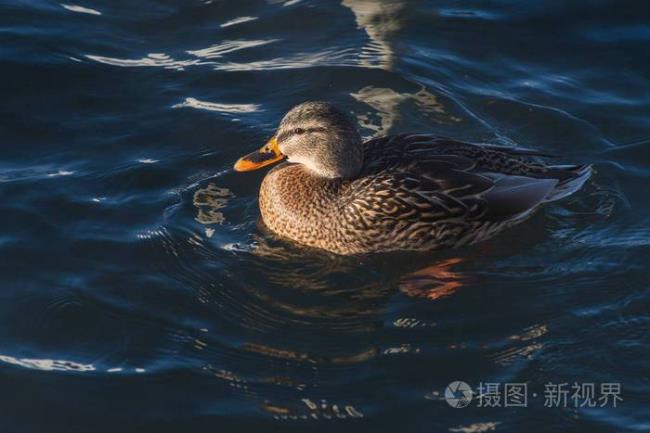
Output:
left=350, top=132, right=595, bottom=227
left=361, top=133, right=591, bottom=203
left=345, top=155, right=558, bottom=234
left=362, top=134, right=551, bottom=176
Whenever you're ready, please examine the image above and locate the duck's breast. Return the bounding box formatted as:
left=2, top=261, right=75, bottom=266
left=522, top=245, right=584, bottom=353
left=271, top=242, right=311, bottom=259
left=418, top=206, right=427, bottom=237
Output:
left=259, top=164, right=342, bottom=247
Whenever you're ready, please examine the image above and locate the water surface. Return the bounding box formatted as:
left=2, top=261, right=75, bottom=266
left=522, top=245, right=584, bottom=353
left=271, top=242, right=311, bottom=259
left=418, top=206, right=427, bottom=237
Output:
left=1, top=1, right=649, bottom=432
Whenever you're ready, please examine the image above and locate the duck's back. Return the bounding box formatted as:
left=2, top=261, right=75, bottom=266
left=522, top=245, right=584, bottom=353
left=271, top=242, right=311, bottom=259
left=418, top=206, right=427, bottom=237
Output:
left=329, top=134, right=591, bottom=254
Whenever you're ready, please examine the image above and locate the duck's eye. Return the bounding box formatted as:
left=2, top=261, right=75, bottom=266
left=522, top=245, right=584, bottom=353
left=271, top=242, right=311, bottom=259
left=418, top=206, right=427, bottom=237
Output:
left=293, top=127, right=305, bottom=135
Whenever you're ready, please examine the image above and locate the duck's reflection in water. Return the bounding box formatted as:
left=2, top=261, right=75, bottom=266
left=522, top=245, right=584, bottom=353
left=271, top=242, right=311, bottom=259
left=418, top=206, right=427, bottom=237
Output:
left=187, top=175, right=466, bottom=419
left=239, top=232, right=395, bottom=331
left=399, top=257, right=464, bottom=301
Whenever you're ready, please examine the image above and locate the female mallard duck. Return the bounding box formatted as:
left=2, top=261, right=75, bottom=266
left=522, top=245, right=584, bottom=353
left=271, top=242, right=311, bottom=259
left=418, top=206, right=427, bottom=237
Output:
left=234, top=102, right=591, bottom=255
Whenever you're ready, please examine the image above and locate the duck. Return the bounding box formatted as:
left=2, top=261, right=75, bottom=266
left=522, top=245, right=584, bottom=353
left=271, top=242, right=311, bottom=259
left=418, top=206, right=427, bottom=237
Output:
left=234, top=101, right=591, bottom=255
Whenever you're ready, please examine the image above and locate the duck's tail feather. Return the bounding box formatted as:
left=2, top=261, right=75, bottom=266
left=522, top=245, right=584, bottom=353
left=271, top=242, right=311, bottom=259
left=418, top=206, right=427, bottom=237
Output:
left=541, top=164, right=592, bottom=202
left=482, top=175, right=558, bottom=220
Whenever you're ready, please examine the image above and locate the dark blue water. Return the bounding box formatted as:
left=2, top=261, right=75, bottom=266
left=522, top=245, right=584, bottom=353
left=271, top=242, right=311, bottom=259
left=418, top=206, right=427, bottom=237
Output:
left=1, top=1, right=649, bottom=432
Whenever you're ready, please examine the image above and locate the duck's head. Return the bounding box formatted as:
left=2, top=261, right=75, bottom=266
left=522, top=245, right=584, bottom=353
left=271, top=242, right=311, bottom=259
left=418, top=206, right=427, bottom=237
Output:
left=234, top=101, right=363, bottom=179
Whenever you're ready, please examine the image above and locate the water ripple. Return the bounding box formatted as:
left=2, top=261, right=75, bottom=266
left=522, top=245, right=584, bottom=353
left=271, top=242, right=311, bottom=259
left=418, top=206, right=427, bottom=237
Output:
left=187, top=39, right=279, bottom=59
left=0, top=354, right=95, bottom=372
left=220, top=16, right=258, bottom=28
left=172, top=97, right=261, bottom=114
left=60, top=3, right=101, bottom=15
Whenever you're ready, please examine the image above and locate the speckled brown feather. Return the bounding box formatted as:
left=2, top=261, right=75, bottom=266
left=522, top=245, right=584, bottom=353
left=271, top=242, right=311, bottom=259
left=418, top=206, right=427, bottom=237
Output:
left=259, top=134, right=591, bottom=255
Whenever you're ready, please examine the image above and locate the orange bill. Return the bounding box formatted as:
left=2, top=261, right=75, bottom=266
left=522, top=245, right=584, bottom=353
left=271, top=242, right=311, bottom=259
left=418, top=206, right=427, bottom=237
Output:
left=234, top=137, right=285, bottom=172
